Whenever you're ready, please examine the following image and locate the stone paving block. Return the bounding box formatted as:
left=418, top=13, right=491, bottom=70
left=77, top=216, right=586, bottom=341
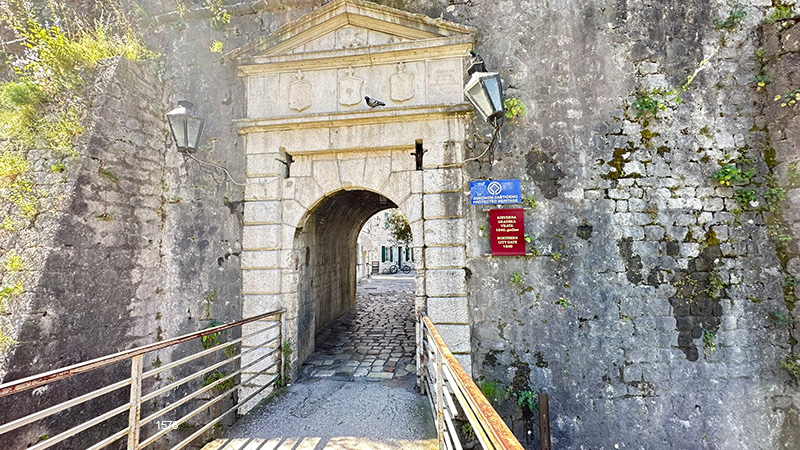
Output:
left=366, top=372, right=394, bottom=380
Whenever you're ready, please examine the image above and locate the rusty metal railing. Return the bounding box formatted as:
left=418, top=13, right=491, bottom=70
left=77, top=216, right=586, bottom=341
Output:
left=418, top=314, right=524, bottom=450
left=0, top=309, right=285, bottom=450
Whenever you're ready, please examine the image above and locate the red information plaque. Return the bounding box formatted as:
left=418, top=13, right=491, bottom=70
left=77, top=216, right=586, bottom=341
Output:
left=490, top=208, right=525, bottom=256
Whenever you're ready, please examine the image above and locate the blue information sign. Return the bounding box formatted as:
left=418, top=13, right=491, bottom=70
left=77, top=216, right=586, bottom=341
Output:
left=470, top=179, right=521, bottom=205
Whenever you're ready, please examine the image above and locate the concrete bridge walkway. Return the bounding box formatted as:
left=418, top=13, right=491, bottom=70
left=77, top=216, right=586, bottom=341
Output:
left=204, top=276, right=436, bottom=450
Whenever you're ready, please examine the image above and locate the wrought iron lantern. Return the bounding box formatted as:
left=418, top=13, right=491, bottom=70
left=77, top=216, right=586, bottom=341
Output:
left=166, top=100, right=205, bottom=153
left=463, top=53, right=505, bottom=124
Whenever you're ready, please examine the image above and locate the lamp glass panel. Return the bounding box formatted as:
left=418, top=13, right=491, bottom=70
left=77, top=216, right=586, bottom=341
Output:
left=192, top=120, right=205, bottom=150
left=185, top=116, right=203, bottom=150
left=167, top=114, right=187, bottom=148
left=465, top=76, right=492, bottom=121
left=483, top=75, right=504, bottom=113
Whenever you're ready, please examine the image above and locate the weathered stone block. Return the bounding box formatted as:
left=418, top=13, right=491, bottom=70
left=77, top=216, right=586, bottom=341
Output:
left=242, top=225, right=282, bottom=250
left=423, top=168, right=462, bottom=193
left=435, top=324, right=471, bottom=353
left=424, top=219, right=466, bottom=245
left=242, top=294, right=283, bottom=317
left=608, top=188, right=630, bottom=200
left=400, top=193, right=423, bottom=223
left=241, top=250, right=281, bottom=270
left=281, top=270, right=298, bottom=292
left=338, top=157, right=366, bottom=188
left=242, top=269, right=282, bottom=294
left=384, top=171, right=412, bottom=199
left=312, top=159, right=340, bottom=194
left=360, top=153, right=393, bottom=193
left=674, top=214, right=697, bottom=226
left=291, top=156, right=313, bottom=178
left=644, top=225, right=665, bottom=240
left=282, top=200, right=307, bottom=228
left=245, top=177, right=282, bottom=201
left=424, top=192, right=464, bottom=219
left=293, top=177, right=324, bottom=209
left=410, top=170, right=424, bottom=194
left=628, top=198, right=647, bottom=212
left=244, top=201, right=282, bottom=225
left=452, top=353, right=472, bottom=377
left=426, top=269, right=467, bottom=296
left=247, top=75, right=280, bottom=118
left=621, top=226, right=645, bottom=240
left=424, top=246, right=466, bottom=268
left=428, top=297, right=469, bottom=324
left=247, top=153, right=284, bottom=177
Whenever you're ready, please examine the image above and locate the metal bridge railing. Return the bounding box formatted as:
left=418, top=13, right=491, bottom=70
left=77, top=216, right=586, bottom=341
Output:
left=418, top=314, right=526, bottom=450
left=0, top=309, right=285, bottom=450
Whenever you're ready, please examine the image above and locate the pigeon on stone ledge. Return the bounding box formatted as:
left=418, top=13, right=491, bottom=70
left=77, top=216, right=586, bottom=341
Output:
left=365, top=96, right=385, bottom=109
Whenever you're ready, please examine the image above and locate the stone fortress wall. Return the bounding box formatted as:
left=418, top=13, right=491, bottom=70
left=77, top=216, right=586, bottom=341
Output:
left=0, top=0, right=798, bottom=448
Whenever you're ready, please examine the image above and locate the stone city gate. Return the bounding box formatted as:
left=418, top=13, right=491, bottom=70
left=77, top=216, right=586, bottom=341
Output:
left=229, top=0, right=477, bottom=407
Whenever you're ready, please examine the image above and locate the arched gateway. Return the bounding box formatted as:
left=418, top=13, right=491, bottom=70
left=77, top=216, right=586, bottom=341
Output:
left=230, top=0, right=475, bottom=408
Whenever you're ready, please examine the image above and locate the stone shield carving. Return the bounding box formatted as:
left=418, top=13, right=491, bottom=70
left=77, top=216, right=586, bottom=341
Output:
left=390, top=62, right=415, bottom=102
left=289, top=70, right=312, bottom=112
left=336, top=27, right=367, bottom=49
left=338, top=67, right=364, bottom=106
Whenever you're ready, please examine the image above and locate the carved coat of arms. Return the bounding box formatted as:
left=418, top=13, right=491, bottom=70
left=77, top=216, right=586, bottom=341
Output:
left=390, top=62, right=415, bottom=102
left=289, top=70, right=312, bottom=112
left=336, top=27, right=367, bottom=49
left=338, top=67, right=364, bottom=106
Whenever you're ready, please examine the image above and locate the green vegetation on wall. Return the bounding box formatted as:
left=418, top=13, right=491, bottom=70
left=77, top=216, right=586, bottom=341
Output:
left=0, top=0, right=157, bottom=349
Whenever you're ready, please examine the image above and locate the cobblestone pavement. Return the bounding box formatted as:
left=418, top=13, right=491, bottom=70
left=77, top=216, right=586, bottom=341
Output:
left=299, top=274, right=416, bottom=381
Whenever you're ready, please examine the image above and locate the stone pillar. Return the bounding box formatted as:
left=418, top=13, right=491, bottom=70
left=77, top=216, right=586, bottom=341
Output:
left=239, top=134, right=287, bottom=413
left=422, top=158, right=472, bottom=374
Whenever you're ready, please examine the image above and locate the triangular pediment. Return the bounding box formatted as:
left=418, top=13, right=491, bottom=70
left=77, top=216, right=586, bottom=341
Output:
left=229, top=0, right=474, bottom=66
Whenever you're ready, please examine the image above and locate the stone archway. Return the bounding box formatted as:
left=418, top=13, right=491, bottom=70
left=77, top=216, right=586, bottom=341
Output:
left=230, top=0, right=475, bottom=409
left=292, top=188, right=401, bottom=364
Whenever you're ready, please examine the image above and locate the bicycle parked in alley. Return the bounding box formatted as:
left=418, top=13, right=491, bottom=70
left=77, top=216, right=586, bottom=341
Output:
left=383, top=262, right=412, bottom=274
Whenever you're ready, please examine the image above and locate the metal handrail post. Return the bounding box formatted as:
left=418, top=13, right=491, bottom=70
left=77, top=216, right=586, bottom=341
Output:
left=279, top=312, right=286, bottom=386
left=416, top=308, right=423, bottom=392
left=539, top=392, right=551, bottom=450
left=435, top=348, right=444, bottom=448
left=127, top=355, right=144, bottom=450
